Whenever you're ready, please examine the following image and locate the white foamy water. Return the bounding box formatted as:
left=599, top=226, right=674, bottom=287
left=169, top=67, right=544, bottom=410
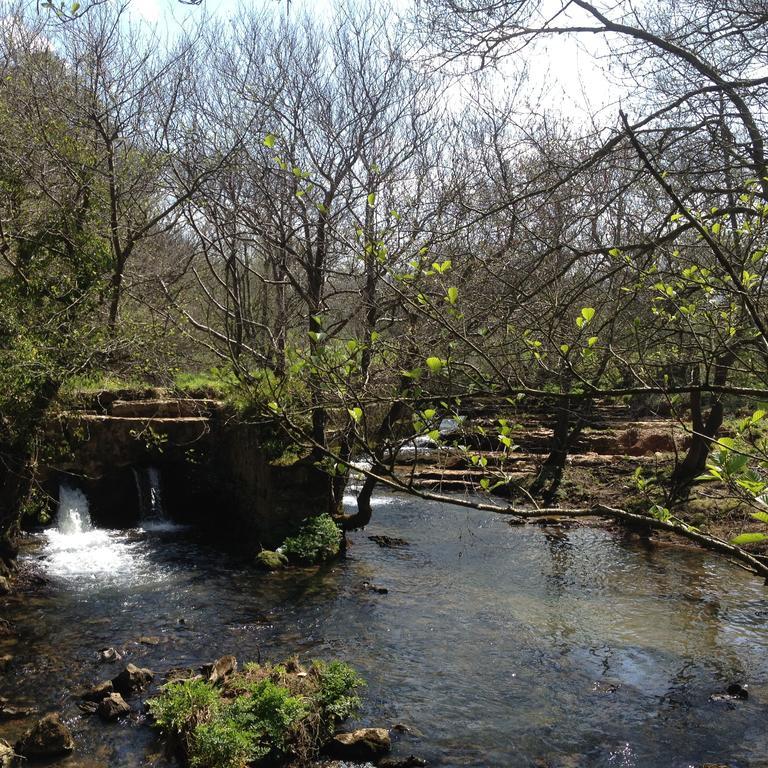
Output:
left=45, top=484, right=167, bottom=587
left=342, top=494, right=396, bottom=508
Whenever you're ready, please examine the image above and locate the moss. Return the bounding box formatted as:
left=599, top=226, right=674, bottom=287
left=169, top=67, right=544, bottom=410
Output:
left=255, top=550, right=288, bottom=571
left=147, top=658, right=364, bottom=768
left=280, top=514, right=342, bottom=565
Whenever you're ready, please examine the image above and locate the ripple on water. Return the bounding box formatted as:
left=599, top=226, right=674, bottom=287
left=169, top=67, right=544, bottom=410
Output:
left=3, top=490, right=768, bottom=768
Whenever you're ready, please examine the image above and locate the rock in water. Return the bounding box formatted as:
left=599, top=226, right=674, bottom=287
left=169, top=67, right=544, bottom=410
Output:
left=379, top=757, right=428, bottom=768
left=0, top=577, right=10, bottom=596
left=329, top=728, right=391, bottom=760
left=208, top=655, right=238, bottom=685
left=81, top=680, right=114, bottom=702
left=98, top=647, right=122, bottom=663
left=256, top=550, right=288, bottom=570
left=368, top=535, right=409, bottom=548
left=112, top=664, right=153, bottom=696
left=16, top=713, right=74, bottom=759
left=97, top=693, right=131, bottom=722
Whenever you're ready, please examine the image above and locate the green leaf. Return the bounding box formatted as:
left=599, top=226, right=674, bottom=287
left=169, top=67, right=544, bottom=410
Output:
left=446, top=286, right=459, bottom=305
left=263, top=133, right=276, bottom=148
left=367, top=192, right=376, bottom=206
left=426, top=357, right=444, bottom=374
left=580, top=307, right=595, bottom=323
left=423, top=408, right=436, bottom=419
left=587, top=336, right=598, bottom=347
left=71, top=1, right=80, bottom=12
left=348, top=407, right=363, bottom=424
left=559, top=344, right=570, bottom=354
left=750, top=511, right=768, bottom=524
left=730, top=532, right=768, bottom=546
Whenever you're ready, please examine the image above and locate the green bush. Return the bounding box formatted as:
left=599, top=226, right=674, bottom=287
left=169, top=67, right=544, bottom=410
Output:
left=280, top=514, right=342, bottom=564
left=148, top=678, right=220, bottom=733
left=313, top=660, right=364, bottom=721
left=147, top=658, right=364, bottom=768
left=191, top=719, right=258, bottom=768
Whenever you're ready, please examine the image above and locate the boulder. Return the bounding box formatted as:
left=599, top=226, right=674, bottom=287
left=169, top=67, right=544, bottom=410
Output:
left=81, top=680, right=113, bottom=702
left=208, top=655, right=238, bottom=685
left=97, top=693, right=131, bottom=722
left=15, top=713, right=74, bottom=759
left=328, top=728, right=391, bottom=761
left=0, top=739, right=14, bottom=768
left=256, top=550, right=288, bottom=570
left=98, top=647, right=122, bottom=663
left=112, top=664, right=153, bottom=696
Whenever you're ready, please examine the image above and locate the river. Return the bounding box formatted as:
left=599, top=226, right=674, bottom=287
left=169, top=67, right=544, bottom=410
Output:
left=1, top=486, right=767, bottom=767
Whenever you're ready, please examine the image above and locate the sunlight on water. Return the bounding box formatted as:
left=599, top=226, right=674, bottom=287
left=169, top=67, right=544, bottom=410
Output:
left=44, top=483, right=173, bottom=586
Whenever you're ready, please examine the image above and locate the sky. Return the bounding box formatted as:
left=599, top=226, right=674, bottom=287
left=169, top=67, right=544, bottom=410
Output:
left=125, top=0, right=618, bottom=122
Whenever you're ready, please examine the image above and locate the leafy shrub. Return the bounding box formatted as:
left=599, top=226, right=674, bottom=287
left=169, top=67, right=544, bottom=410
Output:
left=280, top=514, right=342, bottom=564
left=148, top=658, right=364, bottom=768
left=191, top=719, right=257, bottom=768
left=148, top=678, right=220, bottom=733
left=313, top=659, right=364, bottom=721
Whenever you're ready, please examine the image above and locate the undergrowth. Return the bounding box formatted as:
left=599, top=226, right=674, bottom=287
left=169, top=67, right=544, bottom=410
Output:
left=147, top=658, right=364, bottom=768
left=280, top=514, right=342, bottom=564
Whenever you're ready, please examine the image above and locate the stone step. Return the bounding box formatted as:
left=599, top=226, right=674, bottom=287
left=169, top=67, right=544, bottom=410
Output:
left=109, top=399, right=219, bottom=418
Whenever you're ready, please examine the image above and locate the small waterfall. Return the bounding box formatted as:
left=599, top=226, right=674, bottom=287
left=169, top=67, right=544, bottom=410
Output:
left=133, top=466, right=166, bottom=521
left=57, top=485, right=92, bottom=534
left=147, top=467, right=164, bottom=518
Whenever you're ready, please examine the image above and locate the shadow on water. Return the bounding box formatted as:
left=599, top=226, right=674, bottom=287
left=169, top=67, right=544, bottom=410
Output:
left=1, top=489, right=768, bottom=767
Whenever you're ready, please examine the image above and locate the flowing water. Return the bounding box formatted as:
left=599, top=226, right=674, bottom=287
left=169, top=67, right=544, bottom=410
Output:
left=1, top=485, right=768, bottom=767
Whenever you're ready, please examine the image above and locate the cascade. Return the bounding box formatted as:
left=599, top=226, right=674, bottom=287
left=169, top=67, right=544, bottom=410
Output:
left=56, top=485, right=92, bottom=534
left=132, top=466, right=166, bottom=521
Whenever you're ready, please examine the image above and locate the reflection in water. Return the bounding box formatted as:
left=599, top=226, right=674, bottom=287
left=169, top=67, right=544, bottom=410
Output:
left=2, top=491, right=768, bottom=767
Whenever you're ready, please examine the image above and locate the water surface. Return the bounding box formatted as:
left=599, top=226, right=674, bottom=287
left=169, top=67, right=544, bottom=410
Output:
left=1, top=491, right=767, bottom=767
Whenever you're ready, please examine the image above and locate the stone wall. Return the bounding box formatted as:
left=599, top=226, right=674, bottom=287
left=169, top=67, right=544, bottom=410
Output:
left=40, top=395, right=332, bottom=552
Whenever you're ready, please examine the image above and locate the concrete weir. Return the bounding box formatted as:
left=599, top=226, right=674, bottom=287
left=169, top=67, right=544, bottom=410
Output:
left=41, top=393, right=331, bottom=552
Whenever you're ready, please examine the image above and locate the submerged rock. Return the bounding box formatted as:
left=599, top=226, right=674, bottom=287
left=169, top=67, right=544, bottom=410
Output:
left=368, top=535, right=409, bottom=549
left=138, top=636, right=163, bottom=646
left=710, top=683, right=748, bottom=702
left=15, top=713, right=74, bottom=759
left=112, top=664, right=153, bottom=696
left=81, top=680, right=113, bottom=702
left=328, top=728, right=391, bottom=761
left=379, top=757, right=427, bottom=768
left=97, top=693, right=131, bottom=722
left=256, top=550, right=288, bottom=570
left=363, top=581, right=388, bottom=594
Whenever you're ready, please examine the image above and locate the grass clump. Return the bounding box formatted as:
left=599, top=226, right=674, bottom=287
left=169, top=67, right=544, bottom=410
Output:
left=280, top=514, right=342, bottom=564
left=147, top=658, right=364, bottom=768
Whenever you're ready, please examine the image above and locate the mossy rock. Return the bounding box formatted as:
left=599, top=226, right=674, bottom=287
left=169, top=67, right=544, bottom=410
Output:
left=256, top=550, right=288, bottom=570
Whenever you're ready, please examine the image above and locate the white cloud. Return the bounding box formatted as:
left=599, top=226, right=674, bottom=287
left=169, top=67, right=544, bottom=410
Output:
left=130, top=0, right=161, bottom=23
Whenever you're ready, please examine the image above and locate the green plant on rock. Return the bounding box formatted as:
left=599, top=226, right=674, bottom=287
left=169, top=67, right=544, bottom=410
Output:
left=280, top=514, right=342, bottom=564
left=313, top=659, right=364, bottom=722
left=147, top=658, right=364, bottom=768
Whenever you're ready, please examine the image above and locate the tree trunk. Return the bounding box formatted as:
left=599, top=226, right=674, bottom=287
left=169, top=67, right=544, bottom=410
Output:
left=672, top=353, right=733, bottom=486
